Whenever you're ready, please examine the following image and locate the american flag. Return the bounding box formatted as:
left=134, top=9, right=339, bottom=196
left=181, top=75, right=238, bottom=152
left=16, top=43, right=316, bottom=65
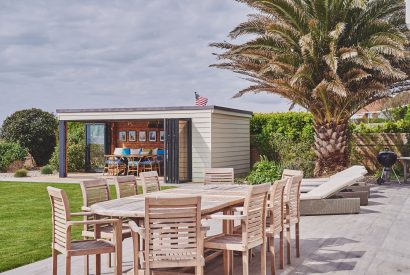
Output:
left=195, top=92, right=208, bottom=106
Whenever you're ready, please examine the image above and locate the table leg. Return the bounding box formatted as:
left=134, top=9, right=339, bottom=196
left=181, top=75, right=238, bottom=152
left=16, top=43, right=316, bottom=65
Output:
left=223, top=208, right=233, bottom=275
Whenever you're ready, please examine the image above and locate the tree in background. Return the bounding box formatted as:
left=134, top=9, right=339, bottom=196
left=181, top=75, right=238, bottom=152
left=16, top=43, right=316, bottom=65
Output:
left=211, top=0, right=410, bottom=176
left=0, top=108, right=57, bottom=166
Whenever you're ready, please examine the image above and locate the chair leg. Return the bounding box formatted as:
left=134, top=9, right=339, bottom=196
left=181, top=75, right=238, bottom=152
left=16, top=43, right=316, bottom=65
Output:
left=296, top=223, right=300, bottom=258
left=96, top=254, right=101, bottom=275
left=196, top=265, right=204, bottom=275
left=52, top=249, right=58, bottom=275
left=269, top=237, right=276, bottom=275
left=84, top=255, right=89, bottom=275
left=279, top=231, right=284, bottom=269
left=65, top=255, right=71, bottom=275
left=261, top=238, right=267, bottom=275
left=286, top=226, right=291, bottom=264
left=242, top=250, right=249, bottom=275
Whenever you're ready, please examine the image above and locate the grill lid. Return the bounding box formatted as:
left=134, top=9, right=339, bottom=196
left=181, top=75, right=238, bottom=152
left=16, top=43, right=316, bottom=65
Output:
left=377, top=148, right=397, bottom=168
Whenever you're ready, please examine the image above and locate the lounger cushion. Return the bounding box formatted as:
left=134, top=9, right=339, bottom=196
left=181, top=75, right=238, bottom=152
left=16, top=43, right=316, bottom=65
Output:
left=301, top=175, right=363, bottom=200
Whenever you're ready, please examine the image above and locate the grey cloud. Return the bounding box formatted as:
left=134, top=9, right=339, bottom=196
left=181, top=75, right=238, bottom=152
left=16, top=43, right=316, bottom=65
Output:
left=0, top=0, right=291, bottom=123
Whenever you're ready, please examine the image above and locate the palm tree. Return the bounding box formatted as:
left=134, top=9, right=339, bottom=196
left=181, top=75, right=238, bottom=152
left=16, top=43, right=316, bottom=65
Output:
left=211, top=0, right=410, bottom=176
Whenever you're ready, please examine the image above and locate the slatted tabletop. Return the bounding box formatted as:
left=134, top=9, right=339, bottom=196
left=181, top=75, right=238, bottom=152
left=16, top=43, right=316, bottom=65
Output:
left=90, top=184, right=250, bottom=218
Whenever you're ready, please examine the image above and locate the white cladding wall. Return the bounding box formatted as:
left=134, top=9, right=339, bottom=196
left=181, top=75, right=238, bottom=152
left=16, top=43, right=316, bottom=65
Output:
left=210, top=112, right=250, bottom=177
left=190, top=112, right=212, bottom=182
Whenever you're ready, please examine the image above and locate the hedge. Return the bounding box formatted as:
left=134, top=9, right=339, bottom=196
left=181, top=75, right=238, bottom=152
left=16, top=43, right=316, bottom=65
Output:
left=250, top=111, right=410, bottom=178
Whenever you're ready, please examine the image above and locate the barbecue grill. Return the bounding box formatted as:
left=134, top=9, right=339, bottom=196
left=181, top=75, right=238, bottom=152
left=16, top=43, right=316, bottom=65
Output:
left=377, top=148, right=401, bottom=184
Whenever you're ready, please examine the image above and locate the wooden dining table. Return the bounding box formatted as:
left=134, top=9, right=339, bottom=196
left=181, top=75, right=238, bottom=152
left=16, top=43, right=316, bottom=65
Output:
left=90, top=184, right=250, bottom=275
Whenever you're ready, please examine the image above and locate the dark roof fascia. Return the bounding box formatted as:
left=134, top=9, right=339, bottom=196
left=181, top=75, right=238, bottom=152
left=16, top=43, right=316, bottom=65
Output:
left=56, top=105, right=253, bottom=115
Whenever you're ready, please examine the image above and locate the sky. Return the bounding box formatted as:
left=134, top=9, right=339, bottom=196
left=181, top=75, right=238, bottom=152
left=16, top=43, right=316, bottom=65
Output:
left=0, top=0, right=295, bottom=123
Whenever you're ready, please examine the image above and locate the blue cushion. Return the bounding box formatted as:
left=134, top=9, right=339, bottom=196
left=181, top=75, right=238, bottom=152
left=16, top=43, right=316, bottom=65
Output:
left=157, top=149, right=165, bottom=155
left=129, top=161, right=140, bottom=165
left=121, top=148, right=131, bottom=155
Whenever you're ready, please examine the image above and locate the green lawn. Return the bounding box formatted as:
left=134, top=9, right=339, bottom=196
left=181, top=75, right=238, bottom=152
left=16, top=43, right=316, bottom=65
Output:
left=0, top=181, right=173, bottom=272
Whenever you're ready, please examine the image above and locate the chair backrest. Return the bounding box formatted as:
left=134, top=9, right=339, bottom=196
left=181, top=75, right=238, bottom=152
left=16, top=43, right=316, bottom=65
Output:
left=269, top=179, right=287, bottom=232
left=140, top=171, right=160, bottom=194
left=204, top=168, right=234, bottom=184
left=242, top=183, right=270, bottom=247
left=282, top=169, right=303, bottom=180
left=114, top=176, right=138, bottom=198
left=47, top=187, right=71, bottom=251
left=285, top=175, right=303, bottom=222
left=144, top=196, right=202, bottom=270
left=80, top=179, right=111, bottom=207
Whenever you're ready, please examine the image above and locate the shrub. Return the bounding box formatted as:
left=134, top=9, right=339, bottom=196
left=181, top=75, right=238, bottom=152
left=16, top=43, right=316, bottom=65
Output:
left=40, top=165, right=53, bottom=175
left=246, top=156, right=282, bottom=185
left=0, top=142, right=28, bottom=172
left=14, top=168, right=28, bottom=177
left=270, top=133, right=315, bottom=177
left=49, top=122, right=85, bottom=172
left=0, top=109, right=57, bottom=166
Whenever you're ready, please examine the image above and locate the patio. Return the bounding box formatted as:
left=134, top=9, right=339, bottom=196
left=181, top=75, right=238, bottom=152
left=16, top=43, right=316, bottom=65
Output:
left=3, top=183, right=410, bottom=275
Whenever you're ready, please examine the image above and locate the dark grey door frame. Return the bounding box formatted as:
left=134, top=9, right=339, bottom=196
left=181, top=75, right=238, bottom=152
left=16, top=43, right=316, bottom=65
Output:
left=164, top=118, right=192, bottom=183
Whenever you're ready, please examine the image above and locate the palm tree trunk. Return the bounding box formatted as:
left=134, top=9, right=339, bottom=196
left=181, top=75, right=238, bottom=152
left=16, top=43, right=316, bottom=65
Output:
left=313, top=120, right=349, bottom=176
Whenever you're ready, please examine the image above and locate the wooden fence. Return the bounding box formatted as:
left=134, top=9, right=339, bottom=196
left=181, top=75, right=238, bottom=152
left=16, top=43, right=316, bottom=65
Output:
left=351, top=133, right=410, bottom=173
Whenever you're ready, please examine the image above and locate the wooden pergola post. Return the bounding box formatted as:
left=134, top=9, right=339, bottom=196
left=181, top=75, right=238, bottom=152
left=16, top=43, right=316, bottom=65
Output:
left=58, top=121, right=67, bottom=178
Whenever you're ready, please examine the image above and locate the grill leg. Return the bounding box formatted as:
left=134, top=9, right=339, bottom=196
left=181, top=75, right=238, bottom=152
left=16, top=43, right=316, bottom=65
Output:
left=392, top=168, right=401, bottom=185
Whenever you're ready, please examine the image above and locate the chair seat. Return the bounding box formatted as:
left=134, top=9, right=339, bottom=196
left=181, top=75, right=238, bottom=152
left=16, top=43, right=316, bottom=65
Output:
left=128, top=161, right=140, bottom=166
left=284, top=217, right=299, bottom=226
left=140, top=160, right=155, bottom=165
left=204, top=234, right=245, bottom=251
left=68, top=239, right=115, bottom=256
left=105, top=160, right=122, bottom=165
left=266, top=225, right=283, bottom=236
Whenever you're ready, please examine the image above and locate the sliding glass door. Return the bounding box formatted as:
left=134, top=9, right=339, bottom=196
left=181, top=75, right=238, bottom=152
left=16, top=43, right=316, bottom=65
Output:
left=85, top=123, right=106, bottom=172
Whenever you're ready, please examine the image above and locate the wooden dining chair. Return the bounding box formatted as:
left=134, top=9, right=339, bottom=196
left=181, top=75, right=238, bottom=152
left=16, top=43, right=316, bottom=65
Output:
left=283, top=175, right=303, bottom=264
left=266, top=179, right=287, bottom=274
left=104, top=155, right=126, bottom=176
left=139, top=171, right=160, bottom=194
left=129, top=196, right=207, bottom=275
left=47, top=186, right=122, bottom=275
left=204, top=168, right=234, bottom=184
left=204, top=183, right=270, bottom=275
left=114, top=176, right=138, bottom=198
left=281, top=169, right=303, bottom=180
left=127, top=155, right=141, bottom=176
left=80, top=179, right=131, bottom=270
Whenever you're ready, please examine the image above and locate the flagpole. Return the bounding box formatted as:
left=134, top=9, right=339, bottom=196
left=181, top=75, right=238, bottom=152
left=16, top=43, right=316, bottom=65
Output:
left=407, top=0, right=410, bottom=28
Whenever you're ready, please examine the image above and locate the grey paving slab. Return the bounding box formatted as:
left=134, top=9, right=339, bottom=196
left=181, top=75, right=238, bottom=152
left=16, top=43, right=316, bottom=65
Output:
left=2, top=184, right=410, bottom=275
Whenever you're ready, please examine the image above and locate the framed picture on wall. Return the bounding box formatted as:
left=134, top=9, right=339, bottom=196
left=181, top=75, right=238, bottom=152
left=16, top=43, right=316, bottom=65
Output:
left=139, top=131, right=146, bottom=142
left=128, top=131, right=136, bottom=142
left=149, top=131, right=157, bottom=142
left=119, top=131, right=126, bottom=142
left=160, top=130, right=165, bottom=141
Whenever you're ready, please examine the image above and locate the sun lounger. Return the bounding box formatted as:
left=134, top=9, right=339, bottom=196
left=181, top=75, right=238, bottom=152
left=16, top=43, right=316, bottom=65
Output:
left=300, top=176, right=365, bottom=215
